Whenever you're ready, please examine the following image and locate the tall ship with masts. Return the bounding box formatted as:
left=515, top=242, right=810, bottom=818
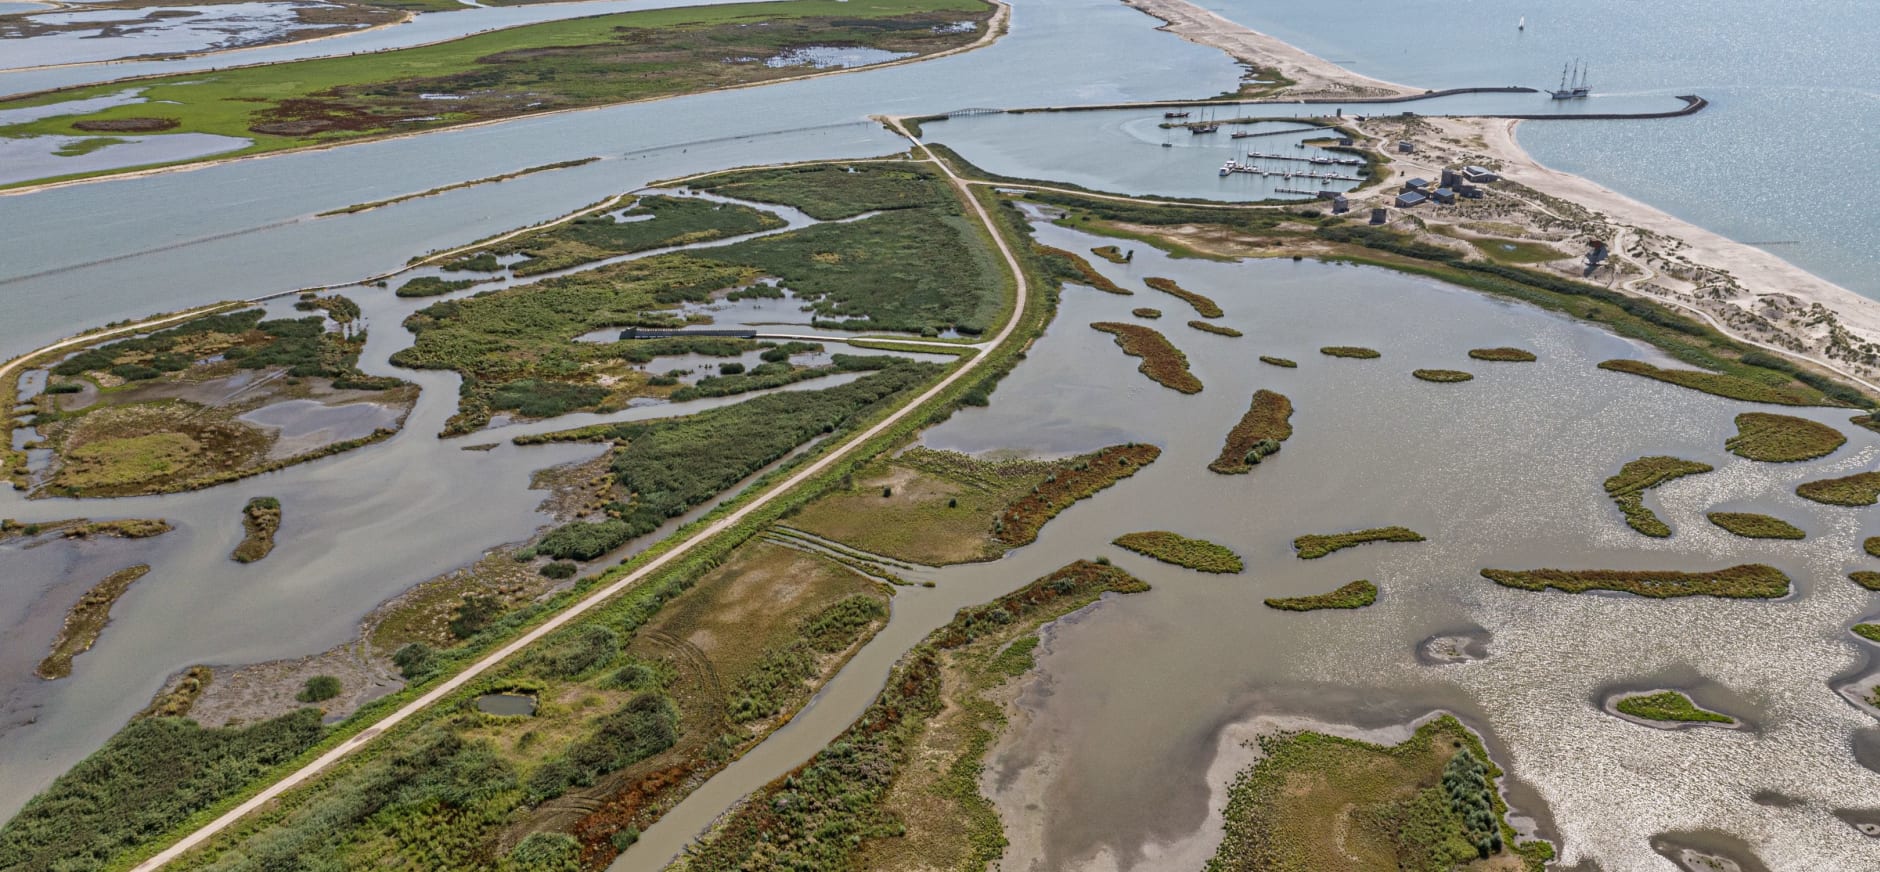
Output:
left=1551, top=60, right=1591, bottom=99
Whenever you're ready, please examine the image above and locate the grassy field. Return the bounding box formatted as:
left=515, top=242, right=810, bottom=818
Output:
left=1205, top=716, right=1549, bottom=871
left=0, top=0, right=992, bottom=186
left=1209, top=389, right=1291, bottom=474
left=1706, top=512, right=1804, bottom=540
left=1603, top=456, right=1713, bottom=538
left=1293, top=526, right=1423, bottom=559
left=1091, top=322, right=1202, bottom=393
left=1467, top=238, right=1566, bottom=265
left=789, top=446, right=1133, bottom=565
left=673, top=561, right=1148, bottom=871
left=1481, top=564, right=1790, bottom=599
left=1264, top=580, right=1377, bottom=611
left=1724, top=412, right=1846, bottom=462
left=1113, top=530, right=1243, bottom=573
left=1796, top=471, right=1880, bottom=506
left=687, top=163, right=953, bottom=221
left=1614, top=691, right=1733, bottom=725
left=462, top=195, right=787, bottom=277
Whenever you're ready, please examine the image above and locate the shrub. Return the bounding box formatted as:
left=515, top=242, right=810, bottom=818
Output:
left=509, top=831, right=581, bottom=871
left=296, top=675, right=342, bottom=703
left=719, top=362, right=746, bottom=375
left=449, top=595, right=504, bottom=639
left=540, top=560, right=578, bottom=579
left=392, top=642, right=437, bottom=681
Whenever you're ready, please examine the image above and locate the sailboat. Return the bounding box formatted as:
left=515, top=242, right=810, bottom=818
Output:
left=1517, top=16, right=1525, bottom=31
left=1570, top=63, right=1591, bottom=97
left=1550, top=60, right=1589, bottom=99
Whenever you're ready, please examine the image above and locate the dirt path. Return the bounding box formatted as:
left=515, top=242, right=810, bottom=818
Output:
left=126, top=142, right=1031, bottom=871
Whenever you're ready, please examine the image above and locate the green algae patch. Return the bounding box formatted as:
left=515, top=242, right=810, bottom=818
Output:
left=1604, top=456, right=1714, bottom=537
left=1614, top=691, right=1733, bottom=725
left=1724, top=412, right=1846, bottom=462
left=1480, top=564, right=1790, bottom=599
left=1205, top=716, right=1547, bottom=871
left=1797, top=471, right=1880, bottom=506
left=1320, top=346, right=1380, bottom=359
left=1706, top=512, right=1805, bottom=540
left=1091, top=322, right=1202, bottom=393
left=1143, top=276, right=1223, bottom=318
left=1189, top=320, right=1243, bottom=337
left=37, top=565, right=151, bottom=679
left=1293, top=526, right=1424, bottom=559
left=1209, top=389, right=1292, bottom=475
left=1412, top=368, right=1473, bottom=383
left=1113, top=531, right=1243, bottom=573
left=1598, top=359, right=1828, bottom=406
left=1264, top=580, right=1377, bottom=611
left=1258, top=355, right=1297, bottom=368
left=1468, top=347, right=1536, bottom=362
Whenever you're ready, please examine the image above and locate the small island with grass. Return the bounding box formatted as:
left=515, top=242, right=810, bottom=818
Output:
left=37, top=565, right=151, bottom=679
left=1131, top=307, right=1162, bottom=319
left=1481, top=564, right=1790, bottom=599
left=232, top=497, right=282, bottom=563
left=1724, top=412, right=1846, bottom=462
left=1259, top=355, right=1297, bottom=368
left=1320, top=346, right=1380, bottom=359
left=1796, top=471, right=1880, bottom=506
left=1706, top=511, right=1804, bottom=540
left=1468, top=347, right=1536, bottom=362
left=1294, top=526, right=1424, bottom=559
left=1090, top=245, right=1130, bottom=264
left=1189, top=320, right=1242, bottom=337
left=1612, top=690, right=1734, bottom=726
left=1265, top=580, right=1377, bottom=611
left=1605, top=456, right=1713, bottom=537
left=1143, top=277, right=1222, bottom=318
left=1209, top=390, right=1292, bottom=474
left=1090, top=322, right=1202, bottom=394
left=1112, top=531, right=1242, bottom=573
left=1851, top=572, right=1880, bottom=591
left=1412, top=369, right=1473, bottom=383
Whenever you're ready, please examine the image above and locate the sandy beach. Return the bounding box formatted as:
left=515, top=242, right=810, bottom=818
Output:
left=1123, top=0, right=1880, bottom=392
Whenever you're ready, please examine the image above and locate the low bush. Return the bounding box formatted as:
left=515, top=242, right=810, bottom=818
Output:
left=297, top=675, right=342, bottom=703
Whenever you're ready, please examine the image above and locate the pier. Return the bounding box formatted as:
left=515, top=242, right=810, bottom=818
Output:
left=1244, top=149, right=1362, bottom=167
left=1218, top=160, right=1360, bottom=182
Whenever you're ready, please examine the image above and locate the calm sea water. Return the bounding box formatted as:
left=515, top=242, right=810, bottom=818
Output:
left=1196, top=0, right=1879, bottom=296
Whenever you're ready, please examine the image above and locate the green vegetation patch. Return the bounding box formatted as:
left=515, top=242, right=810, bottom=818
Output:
left=1205, top=716, right=1547, bottom=871
left=1293, top=526, right=1424, bottom=559
left=994, top=444, right=1161, bottom=548
left=1113, top=531, right=1243, bottom=573
left=1259, top=355, right=1297, bottom=368
left=688, top=162, right=953, bottom=221
left=1481, top=564, right=1790, bottom=599
left=395, top=276, right=482, bottom=297
left=1320, top=346, right=1380, bottom=359
left=1598, top=359, right=1827, bottom=407
left=232, top=496, right=282, bottom=563
left=0, top=0, right=992, bottom=186
left=1264, top=580, right=1377, bottom=611
left=1412, top=368, right=1473, bottom=383
left=1209, top=389, right=1292, bottom=475
left=1613, top=691, right=1733, bottom=724
left=1132, top=307, right=1163, bottom=319
left=471, top=195, right=787, bottom=277
left=1724, top=412, right=1846, bottom=462
left=36, top=564, right=151, bottom=679
left=1706, top=512, right=1804, bottom=540
left=0, top=709, right=327, bottom=871
left=676, top=560, right=1148, bottom=871
left=1090, top=245, right=1130, bottom=264
left=1035, top=244, right=1130, bottom=294
left=1143, top=277, right=1223, bottom=318
left=1854, top=624, right=1880, bottom=643
left=1190, top=320, right=1242, bottom=337
left=1468, top=347, right=1536, bottom=362
left=1604, top=456, right=1713, bottom=537
left=1796, top=471, right=1880, bottom=506
left=1091, top=322, right=1202, bottom=393
left=1851, top=572, right=1880, bottom=591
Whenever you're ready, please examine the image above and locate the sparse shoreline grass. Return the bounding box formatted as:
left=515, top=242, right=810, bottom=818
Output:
left=1604, top=456, right=1713, bottom=537
left=1143, top=277, right=1223, bottom=318
left=1480, top=564, right=1790, bottom=599
left=1613, top=691, right=1733, bottom=724
left=1209, top=389, right=1292, bottom=474
left=1468, top=347, right=1535, bottom=362
left=1412, top=368, right=1473, bottom=383
left=1264, top=580, right=1377, bottom=611
left=1706, top=512, right=1804, bottom=540
left=1090, top=322, right=1202, bottom=393
left=37, top=565, right=151, bottom=679
left=1293, top=526, right=1423, bottom=559
left=1796, top=471, right=1880, bottom=506
left=1598, top=359, right=1830, bottom=407
left=1320, top=346, right=1380, bottom=359
left=1113, top=531, right=1243, bottom=573
left=1724, top=412, right=1845, bottom=462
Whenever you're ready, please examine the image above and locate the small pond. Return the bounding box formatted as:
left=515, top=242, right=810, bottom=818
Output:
left=474, top=693, right=536, bottom=717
